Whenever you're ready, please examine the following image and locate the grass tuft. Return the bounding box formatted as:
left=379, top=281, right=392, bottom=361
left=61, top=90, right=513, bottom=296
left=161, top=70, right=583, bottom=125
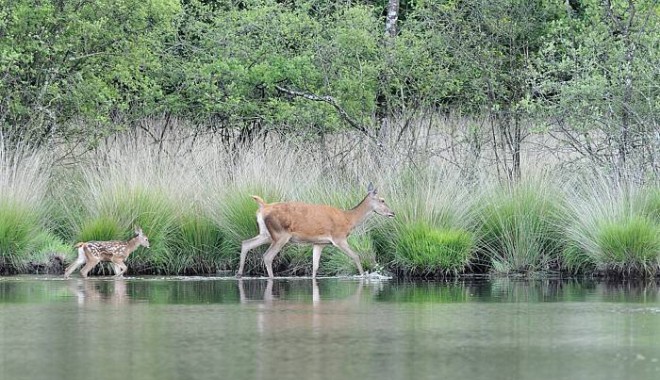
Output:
left=563, top=177, right=660, bottom=277
left=596, top=216, right=660, bottom=276
left=476, top=179, right=566, bottom=274
left=393, top=222, right=474, bottom=276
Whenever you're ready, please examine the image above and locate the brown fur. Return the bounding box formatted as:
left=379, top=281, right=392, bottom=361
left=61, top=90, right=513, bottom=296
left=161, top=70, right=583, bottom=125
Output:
left=237, top=184, right=394, bottom=278
left=63, top=227, right=150, bottom=278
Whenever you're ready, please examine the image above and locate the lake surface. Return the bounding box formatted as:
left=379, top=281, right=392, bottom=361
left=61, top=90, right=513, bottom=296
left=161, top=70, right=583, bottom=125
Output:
left=1, top=276, right=659, bottom=380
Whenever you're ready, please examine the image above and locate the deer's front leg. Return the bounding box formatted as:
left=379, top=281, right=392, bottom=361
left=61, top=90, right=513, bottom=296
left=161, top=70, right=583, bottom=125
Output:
left=312, top=244, right=325, bottom=278
left=111, top=260, right=128, bottom=277
left=334, top=239, right=365, bottom=276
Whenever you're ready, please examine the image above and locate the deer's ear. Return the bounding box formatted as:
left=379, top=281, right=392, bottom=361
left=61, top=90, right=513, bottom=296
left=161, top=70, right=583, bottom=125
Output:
left=134, top=226, right=142, bottom=234
left=367, top=182, right=377, bottom=195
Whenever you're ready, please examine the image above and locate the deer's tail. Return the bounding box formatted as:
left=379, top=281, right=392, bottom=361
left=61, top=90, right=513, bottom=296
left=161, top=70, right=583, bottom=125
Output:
left=73, top=243, right=87, bottom=262
left=251, top=195, right=267, bottom=208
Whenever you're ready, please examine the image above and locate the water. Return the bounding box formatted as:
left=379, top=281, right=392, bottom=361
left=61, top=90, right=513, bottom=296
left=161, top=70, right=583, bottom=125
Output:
left=1, top=276, right=659, bottom=380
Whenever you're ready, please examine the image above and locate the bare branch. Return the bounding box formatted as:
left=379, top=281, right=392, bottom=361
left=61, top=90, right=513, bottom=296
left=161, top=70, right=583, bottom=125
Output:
left=274, top=85, right=380, bottom=146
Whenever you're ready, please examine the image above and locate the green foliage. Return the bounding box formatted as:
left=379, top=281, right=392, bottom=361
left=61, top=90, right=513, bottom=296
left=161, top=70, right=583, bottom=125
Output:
left=531, top=0, right=660, bottom=175
left=78, top=216, right=123, bottom=242
left=0, top=199, right=67, bottom=271
left=0, top=0, right=181, bottom=142
left=596, top=216, right=660, bottom=275
left=563, top=178, right=660, bottom=277
left=171, top=210, right=225, bottom=274
left=393, top=222, right=474, bottom=276
left=561, top=243, right=594, bottom=274
left=0, top=200, right=42, bottom=270
left=477, top=181, right=566, bottom=274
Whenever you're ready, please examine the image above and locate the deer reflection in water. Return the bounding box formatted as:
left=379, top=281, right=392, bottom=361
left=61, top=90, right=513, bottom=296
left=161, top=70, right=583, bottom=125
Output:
left=237, top=279, right=375, bottom=335
left=68, top=278, right=128, bottom=307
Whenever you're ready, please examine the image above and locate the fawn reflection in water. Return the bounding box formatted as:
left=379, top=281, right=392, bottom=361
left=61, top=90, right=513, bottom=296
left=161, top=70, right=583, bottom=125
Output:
left=68, top=278, right=128, bottom=307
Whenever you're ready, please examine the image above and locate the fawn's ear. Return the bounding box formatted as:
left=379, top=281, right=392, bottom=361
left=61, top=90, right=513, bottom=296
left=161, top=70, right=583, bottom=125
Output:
left=134, top=226, right=142, bottom=235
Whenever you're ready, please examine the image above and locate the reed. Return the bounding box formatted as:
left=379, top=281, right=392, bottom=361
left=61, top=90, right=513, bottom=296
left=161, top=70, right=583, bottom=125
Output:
left=392, top=222, right=474, bottom=275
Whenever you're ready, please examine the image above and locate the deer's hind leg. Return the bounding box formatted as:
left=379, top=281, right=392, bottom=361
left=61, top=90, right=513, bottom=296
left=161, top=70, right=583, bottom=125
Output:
left=237, top=234, right=272, bottom=277
left=64, top=246, right=87, bottom=278
left=237, top=213, right=272, bottom=277
left=79, top=257, right=101, bottom=278
left=312, top=244, right=325, bottom=279
left=262, top=235, right=291, bottom=278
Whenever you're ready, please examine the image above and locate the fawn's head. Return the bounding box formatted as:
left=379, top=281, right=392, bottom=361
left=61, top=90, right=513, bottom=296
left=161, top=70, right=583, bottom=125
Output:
left=366, top=183, right=395, bottom=218
left=134, top=226, right=150, bottom=248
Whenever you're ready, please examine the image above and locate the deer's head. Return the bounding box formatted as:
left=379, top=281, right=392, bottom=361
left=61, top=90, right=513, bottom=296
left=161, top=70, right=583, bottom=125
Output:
left=367, top=183, right=395, bottom=218
left=134, top=226, right=150, bottom=248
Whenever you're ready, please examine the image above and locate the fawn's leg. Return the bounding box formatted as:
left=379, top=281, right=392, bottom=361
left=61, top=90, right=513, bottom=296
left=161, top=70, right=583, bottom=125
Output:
left=111, top=258, right=127, bottom=277
left=64, top=257, right=85, bottom=278
left=64, top=246, right=87, bottom=278
left=79, top=258, right=100, bottom=278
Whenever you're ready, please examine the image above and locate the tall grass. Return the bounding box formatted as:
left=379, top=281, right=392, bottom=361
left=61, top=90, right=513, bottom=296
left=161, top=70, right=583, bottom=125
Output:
left=53, top=137, right=209, bottom=274
left=0, top=143, right=67, bottom=272
left=563, top=178, right=660, bottom=277
left=373, top=169, right=477, bottom=276
left=3, top=123, right=660, bottom=278
left=476, top=177, right=567, bottom=274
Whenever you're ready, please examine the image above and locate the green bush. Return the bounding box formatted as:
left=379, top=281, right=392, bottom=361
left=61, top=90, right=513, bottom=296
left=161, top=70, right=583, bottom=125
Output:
left=561, top=243, right=594, bottom=274
left=564, top=180, right=660, bottom=277
left=0, top=200, right=68, bottom=272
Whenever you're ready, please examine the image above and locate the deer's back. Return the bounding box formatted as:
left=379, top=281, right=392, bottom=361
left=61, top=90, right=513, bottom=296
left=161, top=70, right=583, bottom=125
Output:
left=84, top=241, right=129, bottom=260
left=263, top=202, right=349, bottom=239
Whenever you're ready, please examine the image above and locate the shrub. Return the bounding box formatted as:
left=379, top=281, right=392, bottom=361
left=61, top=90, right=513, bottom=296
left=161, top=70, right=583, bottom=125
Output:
left=171, top=210, right=225, bottom=274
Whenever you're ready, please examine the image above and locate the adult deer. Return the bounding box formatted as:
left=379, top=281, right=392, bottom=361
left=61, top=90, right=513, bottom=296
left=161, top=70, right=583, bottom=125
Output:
left=237, top=183, right=395, bottom=278
left=63, top=227, right=150, bottom=278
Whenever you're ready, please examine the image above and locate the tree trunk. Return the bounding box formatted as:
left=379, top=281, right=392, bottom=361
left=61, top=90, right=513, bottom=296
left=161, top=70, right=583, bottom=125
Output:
left=377, top=0, right=400, bottom=141
left=385, top=0, right=400, bottom=38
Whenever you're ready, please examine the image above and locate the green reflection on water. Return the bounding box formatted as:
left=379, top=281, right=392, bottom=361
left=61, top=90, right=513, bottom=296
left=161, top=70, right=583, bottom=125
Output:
left=1, top=276, right=659, bottom=380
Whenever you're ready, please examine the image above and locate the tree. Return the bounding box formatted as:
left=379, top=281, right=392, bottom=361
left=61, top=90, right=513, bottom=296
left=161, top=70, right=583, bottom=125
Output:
left=533, top=0, right=660, bottom=180
left=0, top=0, right=181, bottom=145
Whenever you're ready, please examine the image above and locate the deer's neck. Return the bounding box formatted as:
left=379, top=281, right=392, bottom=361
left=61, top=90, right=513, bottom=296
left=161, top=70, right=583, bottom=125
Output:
left=345, top=195, right=372, bottom=232
left=125, top=236, right=141, bottom=254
